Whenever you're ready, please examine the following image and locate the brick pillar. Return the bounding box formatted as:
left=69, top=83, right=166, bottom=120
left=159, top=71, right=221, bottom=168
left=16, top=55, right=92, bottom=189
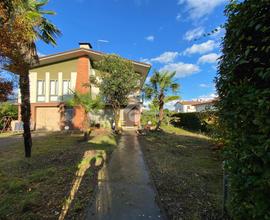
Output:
left=73, top=56, right=90, bottom=130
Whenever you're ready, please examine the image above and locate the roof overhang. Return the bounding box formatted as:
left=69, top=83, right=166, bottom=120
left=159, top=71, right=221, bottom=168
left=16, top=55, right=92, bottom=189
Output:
left=32, top=48, right=151, bottom=79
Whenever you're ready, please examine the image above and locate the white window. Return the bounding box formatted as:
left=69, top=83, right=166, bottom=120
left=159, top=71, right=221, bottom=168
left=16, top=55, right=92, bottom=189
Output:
left=37, top=80, right=45, bottom=95
left=37, top=80, right=45, bottom=102
left=63, top=80, right=71, bottom=95
left=50, top=80, right=58, bottom=95
left=50, top=80, right=58, bottom=101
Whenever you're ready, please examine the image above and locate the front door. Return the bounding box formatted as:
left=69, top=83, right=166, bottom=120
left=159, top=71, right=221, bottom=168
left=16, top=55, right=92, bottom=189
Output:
left=123, top=107, right=140, bottom=127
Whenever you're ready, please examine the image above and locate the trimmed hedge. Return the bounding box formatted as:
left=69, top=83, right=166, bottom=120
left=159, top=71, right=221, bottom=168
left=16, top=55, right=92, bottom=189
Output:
left=171, top=112, right=208, bottom=132
left=216, top=1, right=270, bottom=219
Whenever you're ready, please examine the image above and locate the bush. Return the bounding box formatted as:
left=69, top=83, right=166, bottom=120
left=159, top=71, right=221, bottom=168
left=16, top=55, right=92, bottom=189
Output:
left=171, top=112, right=209, bottom=132
left=216, top=1, right=270, bottom=219
left=0, top=102, right=18, bottom=128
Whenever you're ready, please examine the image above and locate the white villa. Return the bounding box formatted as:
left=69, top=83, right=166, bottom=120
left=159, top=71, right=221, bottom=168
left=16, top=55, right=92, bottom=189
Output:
left=175, top=99, right=217, bottom=113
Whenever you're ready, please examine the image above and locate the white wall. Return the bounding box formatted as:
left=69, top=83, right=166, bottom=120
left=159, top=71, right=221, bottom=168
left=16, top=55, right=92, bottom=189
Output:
left=175, top=103, right=196, bottom=113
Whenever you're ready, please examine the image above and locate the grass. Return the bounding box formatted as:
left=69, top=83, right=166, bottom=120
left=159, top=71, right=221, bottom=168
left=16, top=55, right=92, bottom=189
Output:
left=0, top=129, right=117, bottom=219
left=138, top=125, right=223, bottom=220
left=0, top=132, right=22, bottom=138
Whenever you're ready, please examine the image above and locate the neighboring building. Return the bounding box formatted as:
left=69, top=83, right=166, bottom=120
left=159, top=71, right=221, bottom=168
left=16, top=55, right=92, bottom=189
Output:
left=18, top=43, right=151, bottom=131
left=174, top=99, right=216, bottom=113
left=193, top=100, right=217, bottom=112
left=174, top=101, right=199, bottom=113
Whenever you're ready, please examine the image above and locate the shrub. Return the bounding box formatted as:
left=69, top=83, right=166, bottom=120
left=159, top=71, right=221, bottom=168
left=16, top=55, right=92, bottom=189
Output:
left=0, top=102, right=18, bottom=128
left=171, top=112, right=208, bottom=132
left=216, top=1, right=270, bottom=219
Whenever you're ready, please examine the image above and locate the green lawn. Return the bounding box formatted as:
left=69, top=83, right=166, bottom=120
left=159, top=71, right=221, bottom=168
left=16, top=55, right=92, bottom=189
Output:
left=0, top=132, right=22, bottom=138
left=0, top=129, right=117, bottom=219
left=138, top=125, right=223, bottom=220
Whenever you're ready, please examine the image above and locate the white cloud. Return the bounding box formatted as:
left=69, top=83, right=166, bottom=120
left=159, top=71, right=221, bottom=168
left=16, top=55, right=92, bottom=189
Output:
left=140, top=58, right=152, bottom=65
left=199, top=83, right=210, bottom=88
left=176, top=13, right=181, bottom=21
left=160, top=62, right=200, bottom=78
left=178, top=0, right=226, bottom=20
left=98, top=39, right=109, bottom=43
left=184, top=27, right=204, bottom=41
left=197, top=93, right=218, bottom=101
left=183, top=40, right=217, bottom=55
left=140, top=51, right=179, bottom=65
left=151, top=52, right=179, bottom=64
left=198, top=53, right=219, bottom=64
left=145, top=35, right=155, bottom=42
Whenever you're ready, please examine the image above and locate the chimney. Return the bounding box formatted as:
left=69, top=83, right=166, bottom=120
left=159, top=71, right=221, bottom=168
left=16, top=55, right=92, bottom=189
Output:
left=79, top=42, right=92, bottom=49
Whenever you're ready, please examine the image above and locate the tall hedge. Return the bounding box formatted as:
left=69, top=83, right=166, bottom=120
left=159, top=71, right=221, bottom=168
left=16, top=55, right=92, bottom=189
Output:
left=171, top=112, right=208, bottom=132
left=216, top=1, right=270, bottom=219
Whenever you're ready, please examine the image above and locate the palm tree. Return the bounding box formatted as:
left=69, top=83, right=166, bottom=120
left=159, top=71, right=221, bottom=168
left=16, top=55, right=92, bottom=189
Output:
left=144, top=71, right=180, bottom=130
left=0, top=0, right=61, bottom=157
left=66, top=92, right=104, bottom=141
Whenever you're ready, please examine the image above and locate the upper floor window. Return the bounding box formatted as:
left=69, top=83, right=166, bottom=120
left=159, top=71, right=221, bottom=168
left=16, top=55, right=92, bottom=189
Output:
left=63, top=80, right=71, bottom=95
left=37, top=80, right=45, bottom=102
left=37, top=80, right=45, bottom=95
left=50, top=80, right=58, bottom=95
left=50, top=80, right=58, bottom=101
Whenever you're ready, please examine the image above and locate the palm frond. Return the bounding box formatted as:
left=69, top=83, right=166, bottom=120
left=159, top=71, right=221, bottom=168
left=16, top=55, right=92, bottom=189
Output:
left=36, top=18, right=61, bottom=45
left=170, top=82, right=180, bottom=93
left=164, top=95, right=180, bottom=103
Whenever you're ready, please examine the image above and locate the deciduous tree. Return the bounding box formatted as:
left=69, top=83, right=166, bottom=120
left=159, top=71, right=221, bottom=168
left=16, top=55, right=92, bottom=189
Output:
left=95, top=55, right=140, bottom=132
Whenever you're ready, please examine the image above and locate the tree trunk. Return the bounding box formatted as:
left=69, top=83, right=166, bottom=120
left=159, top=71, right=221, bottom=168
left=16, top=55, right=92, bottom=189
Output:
left=82, top=111, right=90, bottom=141
left=156, top=92, right=164, bottom=130
left=114, top=108, right=121, bottom=133
left=19, top=71, right=32, bottom=158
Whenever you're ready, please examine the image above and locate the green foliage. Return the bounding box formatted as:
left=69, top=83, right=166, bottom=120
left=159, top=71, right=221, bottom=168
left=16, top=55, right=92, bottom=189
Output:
left=0, top=102, right=18, bottom=128
left=66, top=92, right=104, bottom=114
left=143, top=71, right=180, bottom=129
left=144, top=71, right=180, bottom=100
left=171, top=112, right=208, bottom=132
left=216, top=1, right=270, bottom=219
left=94, top=54, right=140, bottom=108
left=141, top=99, right=159, bottom=126
left=0, top=102, right=18, bottom=119
left=94, top=54, right=140, bottom=130
left=141, top=99, right=176, bottom=127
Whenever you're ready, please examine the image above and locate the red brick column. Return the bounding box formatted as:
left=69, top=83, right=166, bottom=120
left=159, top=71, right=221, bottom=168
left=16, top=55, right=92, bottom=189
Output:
left=73, top=56, right=90, bottom=130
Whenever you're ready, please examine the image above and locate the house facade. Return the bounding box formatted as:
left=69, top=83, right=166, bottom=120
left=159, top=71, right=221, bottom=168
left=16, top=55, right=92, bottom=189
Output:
left=175, top=99, right=216, bottom=113
left=18, top=43, right=151, bottom=131
left=174, top=101, right=198, bottom=113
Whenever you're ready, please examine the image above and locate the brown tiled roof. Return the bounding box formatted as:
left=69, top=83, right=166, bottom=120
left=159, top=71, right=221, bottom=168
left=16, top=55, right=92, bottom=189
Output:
left=176, top=99, right=217, bottom=106
left=193, top=100, right=216, bottom=106
left=177, top=101, right=201, bottom=105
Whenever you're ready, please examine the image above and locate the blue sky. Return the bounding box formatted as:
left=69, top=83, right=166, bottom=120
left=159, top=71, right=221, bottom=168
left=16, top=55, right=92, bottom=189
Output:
left=37, top=0, right=227, bottom=106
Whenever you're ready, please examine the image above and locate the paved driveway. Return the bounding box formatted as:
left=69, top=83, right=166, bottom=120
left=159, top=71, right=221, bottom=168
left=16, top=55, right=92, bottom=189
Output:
left=86, top=131, right=164, bottom=220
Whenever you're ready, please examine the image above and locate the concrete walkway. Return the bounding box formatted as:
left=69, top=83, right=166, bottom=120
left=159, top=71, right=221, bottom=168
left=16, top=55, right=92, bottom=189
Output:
left=86, top=131, right=163, bottom=220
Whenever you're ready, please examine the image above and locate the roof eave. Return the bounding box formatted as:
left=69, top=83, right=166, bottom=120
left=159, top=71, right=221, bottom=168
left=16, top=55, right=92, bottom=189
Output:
left=33, top=48, right=151, bottom=75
